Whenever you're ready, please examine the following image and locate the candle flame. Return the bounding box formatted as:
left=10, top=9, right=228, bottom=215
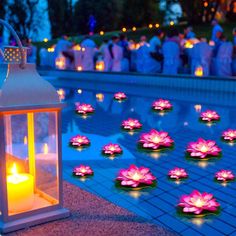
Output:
left=132, top=172, right=142, bottom=181
left=24, top=136, right=28, bottom=145
left=43, top=143, right=49, bottom=155
left=11, top=163, right=18, bottom=176
left=195, top=66, right=203, bottom=77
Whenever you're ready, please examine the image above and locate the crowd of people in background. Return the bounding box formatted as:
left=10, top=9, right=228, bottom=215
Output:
left=38, top=19, right=236, bottom=77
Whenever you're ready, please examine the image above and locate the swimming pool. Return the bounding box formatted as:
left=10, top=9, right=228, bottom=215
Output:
left=47, top=73, right=236, bottom=236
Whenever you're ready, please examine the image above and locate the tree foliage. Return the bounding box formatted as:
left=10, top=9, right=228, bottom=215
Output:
left=122, top=0, right=159, bottom=27
left=179, top=0, right=221, bottom=24
left=7, top=0, right=42, bottom=39
left=0, top=0, right=7, bottom=34
left=73, top=0, right=123, bottom=34
left=47, top=0, right=74, bottom=38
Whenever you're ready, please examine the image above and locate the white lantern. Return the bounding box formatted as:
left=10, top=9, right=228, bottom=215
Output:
left=0, top=19, right=69, bottom=234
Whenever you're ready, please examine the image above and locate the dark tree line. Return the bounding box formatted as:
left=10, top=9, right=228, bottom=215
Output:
left=0, top=0, right=234, bottom=40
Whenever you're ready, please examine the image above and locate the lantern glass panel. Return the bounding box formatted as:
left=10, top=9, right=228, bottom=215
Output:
left=4, top=114, right=32, bottom=216
left=4, top=111, right=59, bottom=216
left=34, top=111, right=59, bottom=206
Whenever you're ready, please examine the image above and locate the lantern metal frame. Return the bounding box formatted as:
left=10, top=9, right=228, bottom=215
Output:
left=0, top=20, right=69, bottom=233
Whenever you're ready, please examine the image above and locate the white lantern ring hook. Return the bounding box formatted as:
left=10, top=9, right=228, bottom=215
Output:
left=0, top=19, right=26, bottom=69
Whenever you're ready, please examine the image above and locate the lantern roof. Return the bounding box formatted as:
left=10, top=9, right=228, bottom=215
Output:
left=0, top=63, right=60, bottom=108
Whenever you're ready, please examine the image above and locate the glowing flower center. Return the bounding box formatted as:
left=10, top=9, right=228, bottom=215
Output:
left=207, top=114, right=213, bottom=118
left=222, top=173, right=228, bottom=178
left=176, top=171, right=181, bottom=176
left=77, top=138, right=83, bottom=143
left=160, top=102, right=165, bottom=107
left=110, top=146, right=115, bottom=151
left=80, top=168, right=86, bottom=173
left=229, top=132, right=235, bottom=137
left=200, top=145, right=208, bottom=153
left=129, top=121, right=135, bottom=126
left=152, top=136, right=161, bottom=143
left=194, top=198, right=205, bottom=208
left=132, top=172, right=142, bottom=181
left=83, top=107, right=87, bottom=111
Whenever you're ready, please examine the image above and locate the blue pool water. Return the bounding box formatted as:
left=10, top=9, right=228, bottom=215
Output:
left=54, top=80, right=236, bottom=236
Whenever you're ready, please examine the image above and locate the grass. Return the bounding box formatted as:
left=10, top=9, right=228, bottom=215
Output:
left=35, top=22, right=236, bottom=49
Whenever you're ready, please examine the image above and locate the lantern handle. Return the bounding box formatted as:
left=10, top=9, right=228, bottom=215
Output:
left=0, top=19, right=25, bottom=69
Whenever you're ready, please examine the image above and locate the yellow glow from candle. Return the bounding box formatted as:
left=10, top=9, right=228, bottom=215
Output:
left=194, top=104, right=202, bottom=112
left=7, top=163, right=34, bottom=213
left=170, top=21, right=174, bottom=26
left=155, top=23, right=160, bottom=28
left=200, top=145, right=208, bottom=153
left=132, top=27, right=136, bottom=31
left=43, top=38, right=48, bottom=43
left=132, top=172, right=142, bottom=181
left=148, top=24, right=153, bottom=29
left=24, top=136, right=28, bottom=145
left=152, top=136, right=161, bottom=143
left=47, top=47, right=55, bottom=52
left=194, top=199, right=204, bottom=208
left=96, top=61, right=105, bottom=71
left=96, top=93, right=104, bottom=102
left=100, top=31, right=104, bottom=35
left=73, top=45, right=81, bottom=51
left=77, top=66, right=83, bottom=71
left=77, top=89, right=82, bottom=94
left=122, top=27, right=127, bottom=32
left=195, top=66, right=203, bottom=77
left=43, top=143, right=49, bottom=155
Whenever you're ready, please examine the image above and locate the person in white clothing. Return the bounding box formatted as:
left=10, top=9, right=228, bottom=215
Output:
left=109, top=35, right=123, bottom=72
left=81, top=36, right=96, bottom=48
left=54, top=35, right=72, bottom=57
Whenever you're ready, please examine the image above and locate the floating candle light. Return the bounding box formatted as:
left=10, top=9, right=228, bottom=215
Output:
left=178, top=190, right=220, bottom=215
left=70, top=135, right=90, bottom=147
left=102, top=143, right=122, bottom=156
left=76, top=103, right=94, bottom=115
left=139, top=129, right=174, bottom=150
left=222, top=129, right=236, bottom=142
left=73, top=165, right=93, bottom=177
left=152, top=99, right=172, bottom=111
left=114, top=92, right=127, bottom=101
left=186, top=138, right=221, bottom=159
left=168, top=168, right=188, bottom=180
left=200, top=110, right=220, bottom=122
left=215, top=170, right=235, bottom=182
left=121, top=118, right=142, bottom=130
left=116, top=164, right=156, bottom=188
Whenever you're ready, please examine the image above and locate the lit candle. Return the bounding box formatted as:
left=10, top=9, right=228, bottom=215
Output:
left=7, top=163, right=34, bottom=213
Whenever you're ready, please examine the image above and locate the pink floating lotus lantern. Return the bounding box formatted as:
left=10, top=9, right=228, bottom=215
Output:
left=222, top=129, right=236, bottom=142
left=114, top=92, right=127, bottom=101
left=168, top=168, right=188, bottom=180
left=121, top=118, right=142, bottom=131
left=152, top=99, right=172, bottom=111
left=102, top=143, right=122, bottom=156
left=116, top=164, right=156, bottom=188
left=70, top=135, right=90, bottom=147
left=139, top=129, right=174, bottom=151
left=178, top=190, right=220, bottom=215
left=200, top=110, right=220, bottom=122
left=73, top=165, right=93, bottom=177
left=186, top=138, right=221, bottom=159
left=215, top=170, right=235, bottom=182
left=76, top=103, right=94, bottom=115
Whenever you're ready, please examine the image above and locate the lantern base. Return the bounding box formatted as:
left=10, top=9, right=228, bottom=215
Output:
left=0, top=208, right=70, bottom=234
